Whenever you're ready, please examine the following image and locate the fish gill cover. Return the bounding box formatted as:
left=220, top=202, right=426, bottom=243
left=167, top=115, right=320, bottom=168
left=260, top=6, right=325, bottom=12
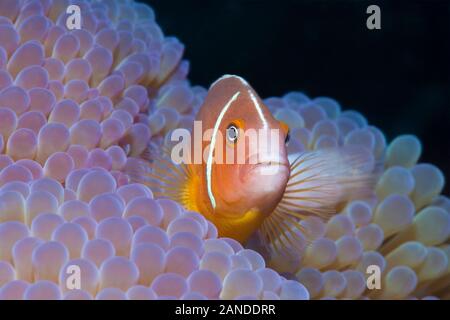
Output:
left=0, top=0, right=448, bottom=300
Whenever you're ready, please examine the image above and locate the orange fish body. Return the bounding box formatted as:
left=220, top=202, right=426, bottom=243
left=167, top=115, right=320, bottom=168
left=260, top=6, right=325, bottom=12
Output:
left=177, top=75, right=290, bottom=242
left=143, top=75, right=375, bottom=249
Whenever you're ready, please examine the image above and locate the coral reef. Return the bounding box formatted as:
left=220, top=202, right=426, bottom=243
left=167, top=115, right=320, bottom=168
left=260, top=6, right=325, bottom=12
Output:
left=0, top=0, right=448, bottom=300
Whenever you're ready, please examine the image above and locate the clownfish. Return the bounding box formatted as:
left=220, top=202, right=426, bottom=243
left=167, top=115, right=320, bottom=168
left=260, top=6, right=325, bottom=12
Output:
left=136, top=75, right=374, bottom=252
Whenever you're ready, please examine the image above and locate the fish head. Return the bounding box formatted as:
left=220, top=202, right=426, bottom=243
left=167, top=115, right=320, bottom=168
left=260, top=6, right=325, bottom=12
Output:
left=196, top=75, right=291, bottom=218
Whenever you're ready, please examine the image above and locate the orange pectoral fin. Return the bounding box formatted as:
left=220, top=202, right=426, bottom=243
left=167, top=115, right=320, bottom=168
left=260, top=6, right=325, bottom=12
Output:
left=214, top=209, right=266, bottom=243
left=279, top=121, right=290, bottom=136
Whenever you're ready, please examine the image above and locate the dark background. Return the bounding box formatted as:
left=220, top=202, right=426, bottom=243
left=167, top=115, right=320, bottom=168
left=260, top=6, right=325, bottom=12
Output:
left=144, top=0, right=450, bottom=193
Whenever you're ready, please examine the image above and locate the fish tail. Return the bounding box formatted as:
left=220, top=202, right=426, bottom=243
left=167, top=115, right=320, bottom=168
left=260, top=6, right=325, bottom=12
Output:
left=260, top=146, right=377, bottom=256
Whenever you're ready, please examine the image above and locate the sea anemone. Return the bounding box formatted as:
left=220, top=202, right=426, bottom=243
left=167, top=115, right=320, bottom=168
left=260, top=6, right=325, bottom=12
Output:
left=265, top=97, right=450, bottom=300
left=0, top=0, right=448, bottom=300
left=0, top=0, right=308, bottom=300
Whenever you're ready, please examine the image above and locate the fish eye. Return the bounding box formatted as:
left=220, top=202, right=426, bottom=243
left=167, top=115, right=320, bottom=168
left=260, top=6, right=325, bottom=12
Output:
left=285, top=130, right=290, bottom=145
left=226, top=124, right=239, bottom=143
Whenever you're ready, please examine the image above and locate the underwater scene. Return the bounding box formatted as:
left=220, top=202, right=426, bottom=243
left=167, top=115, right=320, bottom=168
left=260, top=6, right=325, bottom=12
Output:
left=0, top=0, right=449, bottom=303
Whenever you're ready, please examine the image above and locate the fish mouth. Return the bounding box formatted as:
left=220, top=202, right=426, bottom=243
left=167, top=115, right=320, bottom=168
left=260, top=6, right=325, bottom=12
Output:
left=255, top=161, right=288, bottom=167
left=244, top=159, right=290, bottom=178
left=253, top=156, right=290, bottom=169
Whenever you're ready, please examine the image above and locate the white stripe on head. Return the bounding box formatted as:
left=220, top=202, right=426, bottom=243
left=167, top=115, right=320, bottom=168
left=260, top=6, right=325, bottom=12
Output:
left=206, top=91, right=241, bottom=209
left=248, top=90, right=268, bottom=129
left=209, top=74, right=249, bottom=89
left=211, top=76, right=268, bottom=129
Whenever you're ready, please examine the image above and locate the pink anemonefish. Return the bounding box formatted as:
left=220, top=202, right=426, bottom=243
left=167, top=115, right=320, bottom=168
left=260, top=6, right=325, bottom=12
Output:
left=135, top=75, right=375, bottom=253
